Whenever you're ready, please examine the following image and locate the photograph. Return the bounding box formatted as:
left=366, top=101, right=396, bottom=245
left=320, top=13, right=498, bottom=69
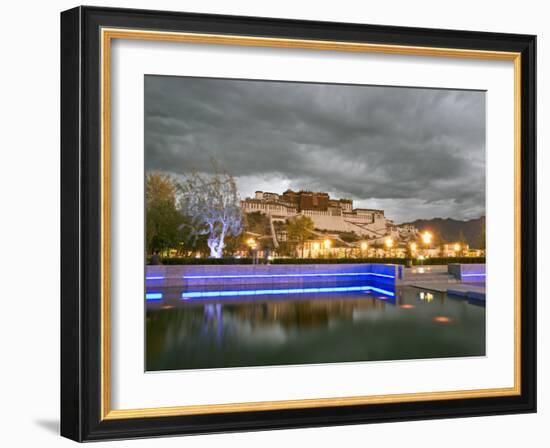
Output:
left=56, top=4, right=538, bottom=442
left=144, top=75, right=487, bottom=371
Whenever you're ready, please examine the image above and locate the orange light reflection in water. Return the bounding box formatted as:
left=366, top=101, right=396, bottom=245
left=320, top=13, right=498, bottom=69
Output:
left=433, top=316, right=452, bottom=323
left=400, top=304, right=414, bottom=309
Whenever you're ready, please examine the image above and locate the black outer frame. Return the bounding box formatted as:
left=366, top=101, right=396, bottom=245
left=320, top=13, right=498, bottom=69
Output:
left=60, top=6, right=536, bottom=442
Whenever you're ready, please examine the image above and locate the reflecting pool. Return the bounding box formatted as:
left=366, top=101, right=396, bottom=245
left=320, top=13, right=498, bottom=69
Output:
left=146, top=283, right=485, bottom=371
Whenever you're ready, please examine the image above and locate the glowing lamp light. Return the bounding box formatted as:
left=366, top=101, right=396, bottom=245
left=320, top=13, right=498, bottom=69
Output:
left=385, top=238, right=394, bottom=249
left=400, top=304, right=415, bottom=309
left=454, top=243, right=461, bottom=252
left=410, top=242, right=417, bottom=252
left=433, top=316, right=452, bottom=324
left=421, top=231, right=433, bottom=245
left=323, top=239, right=331, bottom=249
left=360, top=241, right=368, bottom=251
left=246, top=238, right=257, bottom=249
left=313, top=242, right=320, bottom=251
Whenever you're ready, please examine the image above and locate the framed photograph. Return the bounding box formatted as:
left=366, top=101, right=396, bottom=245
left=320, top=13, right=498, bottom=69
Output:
left=61, top=6, right=536, bottom=441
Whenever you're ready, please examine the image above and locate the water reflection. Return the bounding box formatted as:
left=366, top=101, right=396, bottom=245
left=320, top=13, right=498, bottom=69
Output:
left=146, top=285, right=485, bottom=371
left=419, top=292, right=434, bottom=302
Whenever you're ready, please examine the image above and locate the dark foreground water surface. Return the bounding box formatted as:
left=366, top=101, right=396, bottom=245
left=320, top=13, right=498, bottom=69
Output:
left=146, top=285, right=485, bottom=371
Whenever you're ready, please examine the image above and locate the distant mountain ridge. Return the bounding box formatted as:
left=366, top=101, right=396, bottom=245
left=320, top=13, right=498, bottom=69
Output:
left=401, top=216, right=485, bottom=249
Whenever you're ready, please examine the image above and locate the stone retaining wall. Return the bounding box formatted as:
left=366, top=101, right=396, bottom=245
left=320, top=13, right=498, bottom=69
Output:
left=448, top=263, right=486, bottom=282
left=146, top=263, right=403, bottom=288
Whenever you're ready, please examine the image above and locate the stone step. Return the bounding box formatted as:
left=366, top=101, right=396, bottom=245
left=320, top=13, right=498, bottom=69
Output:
left=403, top=274, right=457, bottom=281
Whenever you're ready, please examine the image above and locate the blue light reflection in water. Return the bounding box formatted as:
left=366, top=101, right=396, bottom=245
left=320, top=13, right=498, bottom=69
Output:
left=145, top=292, right=163, bottom=300
left=146, top=284, right=486, bottom=371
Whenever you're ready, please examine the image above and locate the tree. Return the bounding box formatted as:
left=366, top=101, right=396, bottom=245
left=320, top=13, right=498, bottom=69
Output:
left=245, top=211, right=271, bottom=235
left=478, top=219, right=486, bottom=250
left=338, top=231, right=360, bottom=243
left=286, top=215, right=314, bottom=258
left=243, top=211, right=274, bottom=251
left=145, top=172, right=183, bottom=255
left=177, top=162, right=243, bottom=258
left=404, top=240, right=416, bottom=260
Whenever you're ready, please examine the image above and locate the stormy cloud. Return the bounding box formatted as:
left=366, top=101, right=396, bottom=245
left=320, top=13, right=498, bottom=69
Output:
left=145, top=75, right=485, bottom=223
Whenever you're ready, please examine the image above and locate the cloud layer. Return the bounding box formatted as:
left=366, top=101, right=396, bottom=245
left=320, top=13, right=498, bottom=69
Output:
left=145, top=76, right=485, bottom=222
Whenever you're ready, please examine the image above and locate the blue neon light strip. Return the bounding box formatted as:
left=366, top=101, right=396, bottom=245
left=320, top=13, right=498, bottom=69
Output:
left=146, top=276, right=165, bottom=280
left=181, top=285, right=394, bottom=300
left=182, top=272, right=394, bottom=279
left=462, top=273, right=486, bottom=277
left=368, top=286, right=396, bottom=296
left=146, top=292, right=163, bottom=300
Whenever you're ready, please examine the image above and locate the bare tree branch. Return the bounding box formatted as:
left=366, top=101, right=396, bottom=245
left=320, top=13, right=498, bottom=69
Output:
left=177, top=159, right=243, bottom=258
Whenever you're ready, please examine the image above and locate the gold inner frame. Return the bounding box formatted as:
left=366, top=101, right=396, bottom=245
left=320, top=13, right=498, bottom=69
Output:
left=100, top=28, right=522, bottom=420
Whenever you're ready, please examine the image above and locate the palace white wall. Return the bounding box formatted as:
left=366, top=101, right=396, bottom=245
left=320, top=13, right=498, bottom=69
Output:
left=242, top=202, right=392, bottom=235
left=0, top=1, right=547, bottom=447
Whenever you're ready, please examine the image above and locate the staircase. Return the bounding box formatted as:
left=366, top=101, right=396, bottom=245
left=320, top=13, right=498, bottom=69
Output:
left=402, top=266, right=459, bottom=286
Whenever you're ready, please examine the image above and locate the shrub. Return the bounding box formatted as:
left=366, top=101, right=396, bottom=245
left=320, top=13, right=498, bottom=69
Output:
left=149, top=257, right=254, bottom=265
left=270, top=257, right=407, bottom=265
left=419, top=257, right=485, bottom=265
left=148, top=256, right=485, bottom=266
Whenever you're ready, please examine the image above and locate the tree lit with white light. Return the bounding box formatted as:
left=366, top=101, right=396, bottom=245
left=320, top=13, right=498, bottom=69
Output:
left=177, top=161, right=243, bottom=258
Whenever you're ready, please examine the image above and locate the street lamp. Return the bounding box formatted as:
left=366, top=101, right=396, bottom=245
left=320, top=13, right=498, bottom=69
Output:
left=312, top=241, right=320, bottom=258
left=385, top=237, right=393, bottom=257
left=359, top=241, right=368, bottom=259
left=247, top=238, right=258, bottom=264
left=322, top=238, right=331, bottom=258
left=421, top=231, right=433, bottom=246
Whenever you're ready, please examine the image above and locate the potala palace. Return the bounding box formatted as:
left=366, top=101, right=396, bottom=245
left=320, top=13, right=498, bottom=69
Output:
left=241, top=189, right=418, bottom=245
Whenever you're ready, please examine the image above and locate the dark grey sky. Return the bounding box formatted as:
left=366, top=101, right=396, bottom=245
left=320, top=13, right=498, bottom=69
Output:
left=145, top=75, right=485, bottom=223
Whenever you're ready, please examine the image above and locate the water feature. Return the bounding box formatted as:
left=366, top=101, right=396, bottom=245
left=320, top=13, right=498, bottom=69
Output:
left=146, top=282, right=485, bottom=371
